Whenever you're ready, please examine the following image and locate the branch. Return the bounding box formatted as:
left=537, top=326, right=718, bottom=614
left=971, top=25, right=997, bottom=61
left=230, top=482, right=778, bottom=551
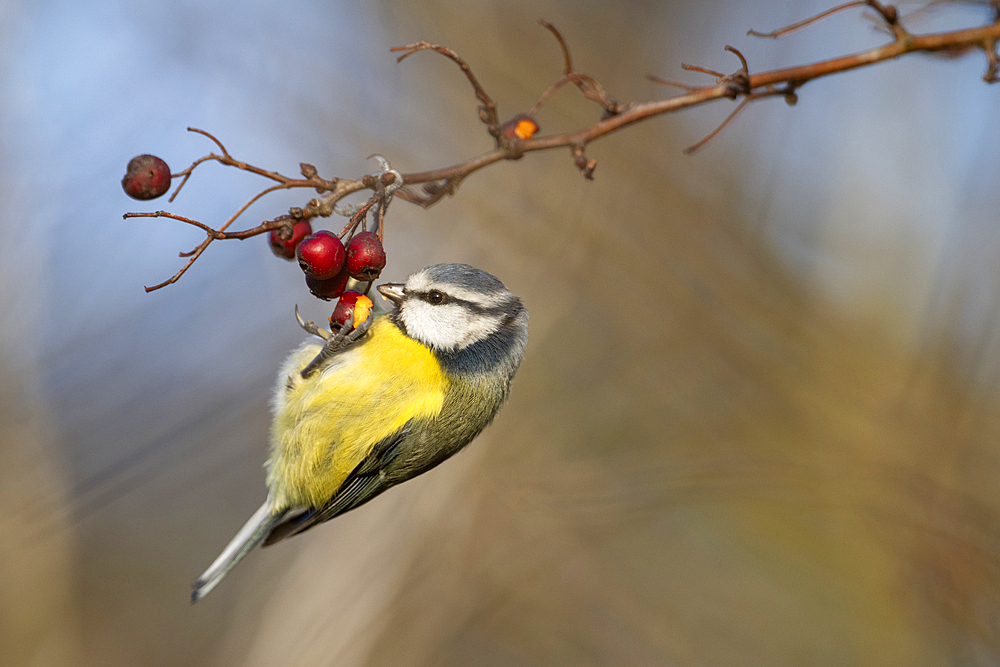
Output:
left=124, top=6, right=1000, bottom=291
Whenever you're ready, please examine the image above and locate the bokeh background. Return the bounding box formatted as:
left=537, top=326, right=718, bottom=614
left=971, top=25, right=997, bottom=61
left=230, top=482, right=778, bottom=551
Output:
left=3, top=0, right=1000, bottom=665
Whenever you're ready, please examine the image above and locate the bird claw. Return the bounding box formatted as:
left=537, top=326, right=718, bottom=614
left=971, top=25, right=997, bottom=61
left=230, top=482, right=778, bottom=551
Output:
left=295, top=304, right=331, bottom=340
left=299, top=307, right=375, bottom=379
left=333, top=307, right=375, bottom=345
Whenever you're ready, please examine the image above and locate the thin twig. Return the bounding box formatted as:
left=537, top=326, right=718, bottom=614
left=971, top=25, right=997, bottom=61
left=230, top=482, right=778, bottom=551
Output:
left=683, top=85, right=795, bottom=154
left=338, top=198, right=376, bottom=238
left=540, top=19, right=573, bottom=74
left=749, top=0, right=904, bottom=40
left=391, top=42, right=499, bottom=126
left=684, top=97, right=753, bottom=155
left=682, top=64, right=727, bottom=78
left=144, top=240, right=209, bottom=292
left=217, top=185, right=286, bottom=234
left=530, top=76, right=574, bottom=116
left=646, top=74, right=699, bottom=92
left=748, top=1, right=869, bottom=38
left=187, top=127, right=230, bottom=157
left=531, top=22, right=624, bottom=117
left=167, top=154, right=217, bottom=202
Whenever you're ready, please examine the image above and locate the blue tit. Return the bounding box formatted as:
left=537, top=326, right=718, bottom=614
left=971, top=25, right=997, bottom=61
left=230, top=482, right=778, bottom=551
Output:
left=191, top=263, right=528, bottom=602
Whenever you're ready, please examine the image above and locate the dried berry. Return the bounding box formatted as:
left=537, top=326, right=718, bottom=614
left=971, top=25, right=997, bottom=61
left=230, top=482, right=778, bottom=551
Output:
left=122, top=154, right=172, bottom=200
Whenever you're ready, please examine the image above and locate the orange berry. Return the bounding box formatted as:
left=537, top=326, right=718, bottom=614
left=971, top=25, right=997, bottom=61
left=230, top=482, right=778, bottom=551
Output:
left=330, top=291, right=374, bottom=328
left=500, top=114, right=539, bottom=140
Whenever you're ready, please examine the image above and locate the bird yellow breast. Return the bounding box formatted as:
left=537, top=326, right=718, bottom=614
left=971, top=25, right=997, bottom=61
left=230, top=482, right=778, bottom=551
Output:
left=267, top=317, right=447, bottom=509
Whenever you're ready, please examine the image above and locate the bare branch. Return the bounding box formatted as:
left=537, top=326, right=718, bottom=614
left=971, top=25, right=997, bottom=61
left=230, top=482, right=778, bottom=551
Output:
left=125, top=10, right=1000, bottom=291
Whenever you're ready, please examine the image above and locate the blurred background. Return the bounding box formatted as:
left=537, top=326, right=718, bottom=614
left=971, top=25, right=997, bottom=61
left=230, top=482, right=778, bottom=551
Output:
left=3, top=0, right=1000, bottom=665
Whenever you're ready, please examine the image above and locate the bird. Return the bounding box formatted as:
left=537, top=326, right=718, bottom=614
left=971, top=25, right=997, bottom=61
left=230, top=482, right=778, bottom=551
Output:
left=191, top=263, right=528, bottom=602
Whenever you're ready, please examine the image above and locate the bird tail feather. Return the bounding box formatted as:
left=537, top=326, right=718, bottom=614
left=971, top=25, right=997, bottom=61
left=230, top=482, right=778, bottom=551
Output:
left=191, top=502, right=285, bottom=603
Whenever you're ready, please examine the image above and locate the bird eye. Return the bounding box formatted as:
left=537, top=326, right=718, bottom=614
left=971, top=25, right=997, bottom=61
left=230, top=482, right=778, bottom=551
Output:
left=427, top=290, right=445, bottom=305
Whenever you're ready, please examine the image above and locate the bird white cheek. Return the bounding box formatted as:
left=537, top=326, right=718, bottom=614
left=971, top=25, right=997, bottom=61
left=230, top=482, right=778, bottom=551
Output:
left=401, top=301, right=499, bottom=351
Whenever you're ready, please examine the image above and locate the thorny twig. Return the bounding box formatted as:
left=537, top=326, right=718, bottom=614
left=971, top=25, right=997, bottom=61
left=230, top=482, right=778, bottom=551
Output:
left=125, top=5, right=1000, bottom=291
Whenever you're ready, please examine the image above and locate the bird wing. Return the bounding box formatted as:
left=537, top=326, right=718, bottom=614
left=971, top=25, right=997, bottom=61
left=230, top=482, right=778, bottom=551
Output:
left=262, top=422, right=410, bottom=546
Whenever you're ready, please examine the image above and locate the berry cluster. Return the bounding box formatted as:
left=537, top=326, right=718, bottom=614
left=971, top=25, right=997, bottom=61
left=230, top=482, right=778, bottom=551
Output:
left=292, top=227, right=385, bottom=329
left=290, top=228, right=386, bottom=303
left=123, top=153, right=389, bottom=327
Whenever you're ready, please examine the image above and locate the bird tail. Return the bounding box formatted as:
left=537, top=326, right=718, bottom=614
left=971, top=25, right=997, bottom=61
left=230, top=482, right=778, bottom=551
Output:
left=191, top=501, right=286, bottom=603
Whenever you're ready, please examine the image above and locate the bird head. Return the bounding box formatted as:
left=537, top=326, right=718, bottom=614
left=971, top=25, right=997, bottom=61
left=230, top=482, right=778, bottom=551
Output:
left=378, top=263, right=527, bottom=356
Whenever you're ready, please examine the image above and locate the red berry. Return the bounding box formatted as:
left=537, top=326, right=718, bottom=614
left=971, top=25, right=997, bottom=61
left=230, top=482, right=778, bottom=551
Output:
left=305, top=263, right=350, bottom=301
left=329, top=291, right=373, bottom=328
left=296, top=230, right=346, bottom=279
left=269, top=219, right=313, bottom=260
left=122, top=154, right=172, bottom=200
left=345, top=231, right=386, bottom=281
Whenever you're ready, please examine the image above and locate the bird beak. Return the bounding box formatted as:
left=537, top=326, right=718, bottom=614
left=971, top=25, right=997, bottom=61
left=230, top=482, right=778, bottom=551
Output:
left=377, top=282, right=405, bottom=306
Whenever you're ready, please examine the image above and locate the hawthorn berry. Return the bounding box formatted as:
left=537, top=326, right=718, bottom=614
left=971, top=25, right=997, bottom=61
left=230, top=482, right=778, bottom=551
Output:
left=329, top=291, right=374, bottom=328
left=499, top=114, right=539, bottom=140
left=269, top=220, right=313, bottom=260
left=296, top=230, right=346, bottom=280
left=305, top=263, right=350, bottom=301
left=345, top=231, right=386, bottom=281
left=122, top=154, right=172, bottom=200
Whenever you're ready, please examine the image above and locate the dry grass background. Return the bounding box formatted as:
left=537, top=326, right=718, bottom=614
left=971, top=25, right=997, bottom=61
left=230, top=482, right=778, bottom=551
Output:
left=2, top=1, right=1000, bottom=665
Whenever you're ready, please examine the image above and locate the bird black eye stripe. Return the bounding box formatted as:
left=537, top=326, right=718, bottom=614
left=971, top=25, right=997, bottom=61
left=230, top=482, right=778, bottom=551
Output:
left=414, top=291, right=522, bottom=320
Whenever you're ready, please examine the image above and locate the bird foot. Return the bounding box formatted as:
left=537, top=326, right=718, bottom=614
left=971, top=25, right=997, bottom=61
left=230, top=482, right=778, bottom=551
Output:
left=299, top=308, right=374, bottom=379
